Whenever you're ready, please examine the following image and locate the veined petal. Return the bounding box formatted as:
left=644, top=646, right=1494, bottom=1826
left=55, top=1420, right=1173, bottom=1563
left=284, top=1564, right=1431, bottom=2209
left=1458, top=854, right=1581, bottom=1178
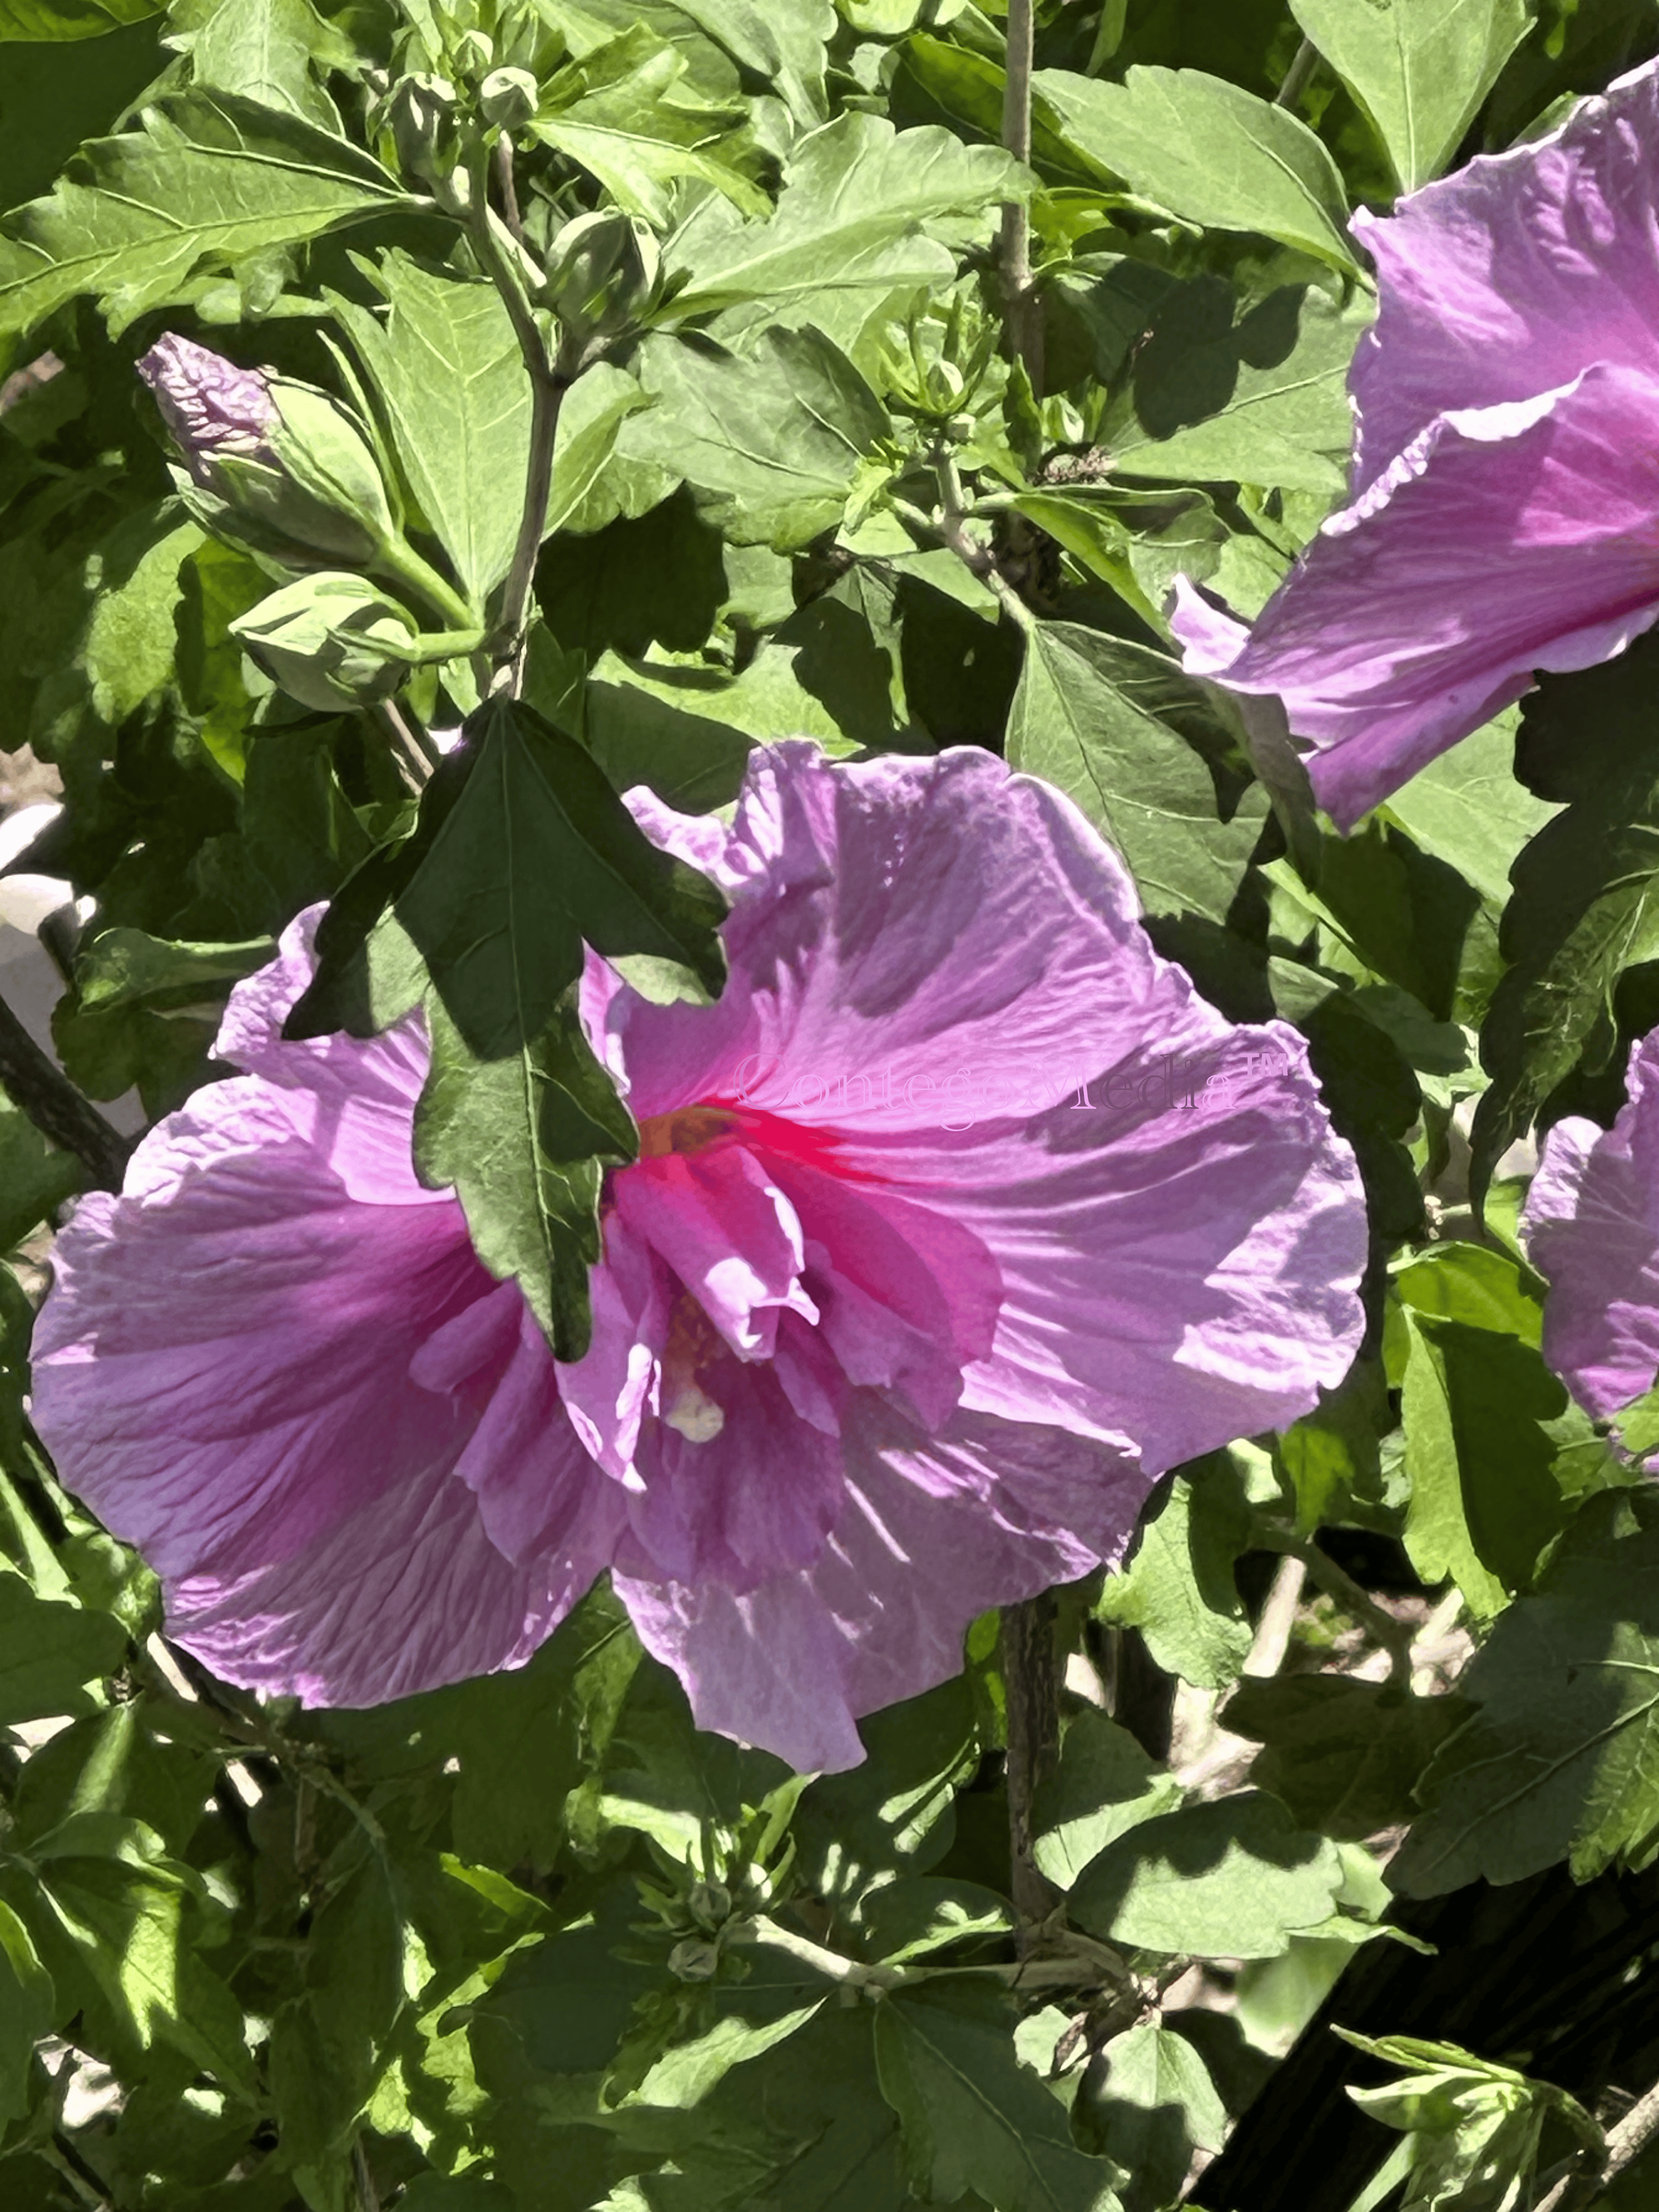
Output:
left=1177, top=365, right=1659, bottom=828
left=1350, top=59, right=1659, bottom=490
left=1522, top=1032, right=1659, bottom=1430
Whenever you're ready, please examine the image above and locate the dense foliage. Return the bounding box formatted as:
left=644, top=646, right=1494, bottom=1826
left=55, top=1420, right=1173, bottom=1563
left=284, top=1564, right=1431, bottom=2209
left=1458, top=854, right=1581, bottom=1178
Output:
left=5, top=2, right=1659, bottom=2208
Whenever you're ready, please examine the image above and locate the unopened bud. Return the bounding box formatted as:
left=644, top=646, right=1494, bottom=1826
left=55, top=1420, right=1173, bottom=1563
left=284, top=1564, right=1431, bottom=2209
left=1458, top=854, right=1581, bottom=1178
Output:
left=381, top=71, right=467, bottom=204
left=230, top=573, right=417, bottom=713
left=139, top=335, right=398, bottom=570
left=667, top=1937, right=721, bottom=1983
left=479, top=65, right=538, bottom=131
left=542, top=210, right=660, bottom=341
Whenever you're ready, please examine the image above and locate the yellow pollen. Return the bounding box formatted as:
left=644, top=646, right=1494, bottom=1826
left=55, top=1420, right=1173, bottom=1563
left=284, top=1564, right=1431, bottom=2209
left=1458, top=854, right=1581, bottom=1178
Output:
left=637, top=1105, right=736, bottom=1159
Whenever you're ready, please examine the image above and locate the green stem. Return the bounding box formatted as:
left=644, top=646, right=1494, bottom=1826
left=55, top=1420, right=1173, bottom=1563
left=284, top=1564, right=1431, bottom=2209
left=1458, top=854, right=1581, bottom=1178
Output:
left=1276, top=36, right=1321, bottom=109
left=469, top=148, right=576, bottom=692
left=374, top=533, right=478, bottom=633
left=932, top=448, right=1035, bottom=631
left=1000, top=0, right=1043, bottom=388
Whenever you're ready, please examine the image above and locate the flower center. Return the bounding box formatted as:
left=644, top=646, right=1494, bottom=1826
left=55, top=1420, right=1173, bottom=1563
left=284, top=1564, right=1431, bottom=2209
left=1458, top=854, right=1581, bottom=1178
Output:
left=636, top=1105, right=737, bottom=1159
left=659, top=1289, right=727, bottom=1443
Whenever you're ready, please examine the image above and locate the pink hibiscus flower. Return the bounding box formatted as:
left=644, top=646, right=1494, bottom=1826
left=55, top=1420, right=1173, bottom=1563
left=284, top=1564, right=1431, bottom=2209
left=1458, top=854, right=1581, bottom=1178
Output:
left=1521, top=1028, right=1659, bottom=1448
left=30, top=744, right=1367, bottom=1770
left=1173, top=58, right=1659, bottom=832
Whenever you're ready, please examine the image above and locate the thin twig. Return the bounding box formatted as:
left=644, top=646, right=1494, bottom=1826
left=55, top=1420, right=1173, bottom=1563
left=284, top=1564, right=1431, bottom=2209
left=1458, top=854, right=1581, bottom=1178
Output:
left=1276, top=35, right=1321, bottom=110
left=933, top=448, right=1035, bottom=630
left=352, top=2139, right=381, bottom=2212
left=468, top=159, right=576, bottom=691
left=1263, top=1532, right=1416, bottom=1686
left=999, top=0, right=1044, bottom=389
left=372, top=698, right=439, bottom=790
left=0, top=987, right=132, bottom=1190
left=1538, top=2079, right=1659, bottom=2210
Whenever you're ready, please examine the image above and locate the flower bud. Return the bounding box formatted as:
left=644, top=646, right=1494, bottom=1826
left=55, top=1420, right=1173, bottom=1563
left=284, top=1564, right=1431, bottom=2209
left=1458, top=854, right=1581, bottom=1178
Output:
left=139, top=336, right=398, bottom=571
left=230, top=573, right=417, bottom=713
left=541, top=210, right=661, bottom=341
left=379, top=71, right=467, bottom=203
left=479, top=65, right=538, bottom=132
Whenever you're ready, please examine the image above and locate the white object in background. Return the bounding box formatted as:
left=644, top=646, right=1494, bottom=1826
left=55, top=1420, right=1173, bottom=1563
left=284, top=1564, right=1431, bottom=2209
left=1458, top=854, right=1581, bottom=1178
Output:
left=0, top=802, right=145, bottom=1137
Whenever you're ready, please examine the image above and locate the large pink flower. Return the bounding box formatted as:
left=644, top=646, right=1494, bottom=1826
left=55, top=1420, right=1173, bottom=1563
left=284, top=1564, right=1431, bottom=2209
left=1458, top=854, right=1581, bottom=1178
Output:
left=1521, top=1029, right=1659, bottom=1443
left=1173, top=59, right=1659, bottom=832
left=30, top=744, right=1367, bottom=1770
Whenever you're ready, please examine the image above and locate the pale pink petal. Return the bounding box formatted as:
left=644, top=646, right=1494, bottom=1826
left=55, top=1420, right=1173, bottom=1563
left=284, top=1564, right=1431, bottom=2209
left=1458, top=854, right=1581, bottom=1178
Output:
left=1522, top=1032, right=1659, bottom=1429
left=1348, top=60, right=1659, bottom=492
left=595, top=744, right=1178, bottom=1133
left=31, top=1066, right=618, bottom=1704
left=1178, top=366, right=1659, bottom=829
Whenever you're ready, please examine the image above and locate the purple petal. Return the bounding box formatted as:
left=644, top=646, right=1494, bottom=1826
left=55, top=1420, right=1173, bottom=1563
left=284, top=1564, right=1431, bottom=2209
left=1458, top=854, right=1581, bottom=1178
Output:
left=137, top=334, right=277, bottom=484
left=597, top=744, right=1180, bottom=1132
left=31, top=1048, right=619, bottom=1706
left=614, top=1405, right=1141, bottom=1773
left=1348, top=60, right=1659, bottom=493
left=1178, top=366, right=1659, bottom=829
left=1522, top=1030, right=1659, bottom=1429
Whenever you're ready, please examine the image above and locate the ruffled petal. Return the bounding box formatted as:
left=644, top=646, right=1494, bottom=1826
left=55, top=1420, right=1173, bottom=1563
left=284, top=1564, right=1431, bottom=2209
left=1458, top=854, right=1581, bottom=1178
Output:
left=599, top=744, right=1176, bottom=1133
left=615, top=1405, right=1140, bottom=1773
left=213, top=904, right=438, bottom=1205
left=1522, top=1032, right=1659, bottom=1426
left=838, top=1022, right=1367, bottom=1469
left=1349, top=59, right=1659, bottom=490
left=31, top=1065, right=619, bottom=1703
left=1177, top=365, right=1659, bottom=828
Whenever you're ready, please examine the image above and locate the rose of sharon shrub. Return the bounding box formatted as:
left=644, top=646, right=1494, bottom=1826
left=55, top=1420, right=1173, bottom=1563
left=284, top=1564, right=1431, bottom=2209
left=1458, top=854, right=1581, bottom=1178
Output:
left=1522, top=1029, right=1659, bottom=1452
left=31, top=744, right=1368, bottom=1770
left=1173, top=58, right=1659, bottom=831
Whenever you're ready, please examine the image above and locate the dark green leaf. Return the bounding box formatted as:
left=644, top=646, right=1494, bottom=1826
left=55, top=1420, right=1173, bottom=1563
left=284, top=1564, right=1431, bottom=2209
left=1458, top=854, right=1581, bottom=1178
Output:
left=1094, top=1457, right=1257, bottom=1691
left=396, top=696, right=726, bottom=1059
left=1396, top=1491, right=1659, bottom=1893
left=1032, top=1709, right=1183, bottom=1887
left=0, top=1090, right=82, bottom=1252
left=1225, top=1676, right=1471, bottom=1840
left=875, top=1979, right=1124, bottom=2212
left=1006, top=622, right=1269, bottom=928
left=415, top=990, right=636, bottom=1359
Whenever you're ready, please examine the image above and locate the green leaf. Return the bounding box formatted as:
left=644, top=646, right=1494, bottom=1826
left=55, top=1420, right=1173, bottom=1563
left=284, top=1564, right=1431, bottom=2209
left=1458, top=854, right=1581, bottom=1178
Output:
left=1288, top=0, right=1533, bottom=191
left=1032, top=1709, right=1183, bottom=1888
left=0, top=20, right=163, bottom=218
left=72, top=927, right=273, bottom=1015
left=1098, top=278, right=1369, bottom=496
left=396, top=696, right=726, bottom=1059
left=0, top=1090, right=83, bottom=1253
left=0, top=0, right=155, bottom=35
left=1069, top=1792, right=1346, bottom=1959
left=0, top=1568, right=126, bottom=1724
left=1471, top=634, right=1659, bottom=1193
left=1006, top=622, right=1269, bottom=928
left=1225, top=1677, right=1471, bottom=1841
left=269, top=1850, right=404, bottom=2159
left=794, top=1674, right=981, bottom=1901
left=0, top=1900, right=52, bottom=2129
left=1395, top=1491, right=1659, bottom=1894
left=1396, top=1308, right=1571, bottom=1613
left=663, top=109, right=1027, bottom=319
left=620, top=326, right=890, bottom=551
left=874, top=1979, right=1124, bottom=2212
left=1076, top=2024, right=1225, bottom=2212
left=1036, top=64, right=1361, bottom=274
left=166, top=0, right=351, bottom=131
left=1381, top=710, right=1558, bottom=915
left=415, top=990, right=636, bottom=1360
left=333, top=253, right=531, bottom=607
left=30, top=1814, right=255, bottom=2095
left=535, top=25, right=768, bottom=225
left=544, top=361, right=653, bottom=538
left=0, top=90, right=406, bottom=341
left=1095, top=1459, right=1256, bottom=1690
